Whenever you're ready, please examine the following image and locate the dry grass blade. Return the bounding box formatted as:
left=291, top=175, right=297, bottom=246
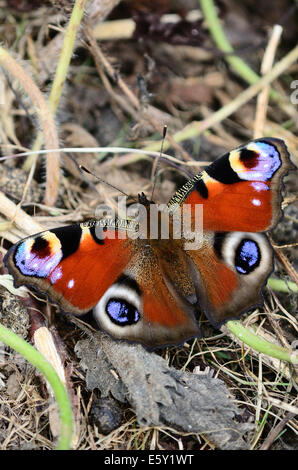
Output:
left=273, top=244, right=298, bottom=286
left=0, top=0, right=297, bottom=451
left=254, top=25, right=283, bottom=138
left=0, top=47, right=60, bottom=207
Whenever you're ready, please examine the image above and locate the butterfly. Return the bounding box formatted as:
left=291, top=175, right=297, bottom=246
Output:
left=4, top=138, right=294, bottom=349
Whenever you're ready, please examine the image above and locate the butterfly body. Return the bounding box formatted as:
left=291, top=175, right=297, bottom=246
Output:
left=4, top=138, right=295, bottom=349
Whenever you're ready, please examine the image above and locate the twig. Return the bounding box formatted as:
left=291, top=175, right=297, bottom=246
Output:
left=273, top=244, right=298, bottom=286
left=254, top=25, right=283, bottom=138
left=260, top=412, right=296, bottom=449
left=93, top=18, right=136, bottom=41
left=2, top=146, right=196, bottom=167
left=84, top=24, right=140, bottom=109
left=83, top=33, right=137, bottom=117
left=0, top=191, right=43, bottom=235
left=266, top=397, right=298, bottom=415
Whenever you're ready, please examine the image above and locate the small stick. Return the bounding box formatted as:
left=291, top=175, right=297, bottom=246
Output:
left=254, top=25, right=283, bottom=138
left=260, top=412, right=296, bottom=450
left=0, top=191, right=43, bottom=235
left=272, top=244, right=298, bottom=286
left=151, top=125, right=168, bottom=200
left=0, top=147, right=209, bottom=176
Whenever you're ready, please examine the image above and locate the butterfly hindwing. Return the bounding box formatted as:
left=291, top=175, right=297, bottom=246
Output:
left=93, top=240, right=200, bottom=349
left=185, top=232, right=273, bottom=326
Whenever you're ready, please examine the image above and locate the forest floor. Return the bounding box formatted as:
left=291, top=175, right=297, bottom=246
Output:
left=0, top=0, right=297, bottom=451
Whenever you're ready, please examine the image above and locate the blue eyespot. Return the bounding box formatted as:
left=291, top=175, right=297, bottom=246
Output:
left=235, top=239, right=260, bottom=274
left=106, top=298, right=140, bottom=326
left=256, top=142, right=281, bottom=179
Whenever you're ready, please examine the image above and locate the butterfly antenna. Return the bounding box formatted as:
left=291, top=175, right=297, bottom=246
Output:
left=79, top=165, right=132, bottom=199
left=151, top=125, right=167, bottom=201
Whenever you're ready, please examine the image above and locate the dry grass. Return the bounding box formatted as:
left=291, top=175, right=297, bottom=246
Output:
left=0, top=0, right=297, bottom=450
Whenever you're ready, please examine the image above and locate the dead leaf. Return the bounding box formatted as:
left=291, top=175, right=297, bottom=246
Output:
left=75, top=334, right=253, bottom=450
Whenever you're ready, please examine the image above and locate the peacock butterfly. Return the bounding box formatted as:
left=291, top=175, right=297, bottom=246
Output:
left=4, top=138, right=295, bottom=349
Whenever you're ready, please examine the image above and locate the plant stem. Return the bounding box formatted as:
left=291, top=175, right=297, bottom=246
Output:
left=199, top=0, right=298, bottom=121
left=0, top=46, right=60, bottom=207
left=0, top=323, right=73, bottom=450
left=140, top=42, right=298, bottom=155
left=267, top=278, right=298, bottom=293
left=48, top=0, right=88, bottom=115
left=23, top=0, right=88, bottom=205
left=226, top=320, right=298, bottom=364
left=200, top=0, right=262, bottom=85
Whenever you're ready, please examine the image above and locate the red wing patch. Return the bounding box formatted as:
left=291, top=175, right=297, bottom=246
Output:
left=168, top=138, right=294, bottom=232
left=186, top=243, right=238, bottom=322
left=184, top=180, right=273, bottom=232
